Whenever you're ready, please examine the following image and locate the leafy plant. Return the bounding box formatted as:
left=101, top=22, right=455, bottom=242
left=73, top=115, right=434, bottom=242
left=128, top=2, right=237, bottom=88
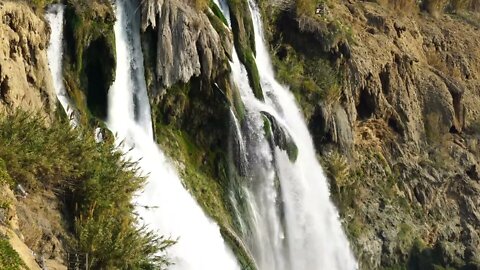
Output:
left=272, top=45, right=341, bottom=117
left=0, top=111, right=173, bottom=269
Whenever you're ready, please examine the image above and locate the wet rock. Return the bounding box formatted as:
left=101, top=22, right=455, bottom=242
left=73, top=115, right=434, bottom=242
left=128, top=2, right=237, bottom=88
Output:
left=262, top=111, right=299, bottom=162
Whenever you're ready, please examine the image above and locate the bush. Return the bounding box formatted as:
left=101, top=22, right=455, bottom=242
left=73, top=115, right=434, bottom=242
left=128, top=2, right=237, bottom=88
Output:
left=0, top=236, right=26, bottom=270
left=0, top=111, right=173, bottom=269
left=322, top=151, right=352, bottom=193
left=296, top=0, right=318, bottom=16
left=272, top=45, right=341, bottom=117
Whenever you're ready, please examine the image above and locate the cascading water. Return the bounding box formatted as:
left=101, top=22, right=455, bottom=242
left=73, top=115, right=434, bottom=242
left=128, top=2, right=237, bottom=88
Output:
left=46, top=5, right=77, bottom=126
left=107, top=1, right=240, bottom=269
left=219, top=0, right=358, bottom=269
left=47, top=1, right=240, bottom=269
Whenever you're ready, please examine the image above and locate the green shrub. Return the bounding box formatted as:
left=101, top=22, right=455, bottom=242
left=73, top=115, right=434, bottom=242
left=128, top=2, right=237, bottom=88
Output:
left=272, top=45, right=340, bottom=117
left=296, top=0, right=318, bottom=16
left=0, top=236, right=26, bottom=270
left=322, top=151, right=352, bottom=193
left=0, top=159, right=13, bottom=187
left=0, top=111, right=173, bottom=269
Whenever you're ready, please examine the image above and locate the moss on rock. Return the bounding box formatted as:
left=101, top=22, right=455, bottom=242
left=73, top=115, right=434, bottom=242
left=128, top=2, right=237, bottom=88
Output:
left=262, top=111, right=299, bottom=162
left=63, top=0, right=116, bottom=123
left=227, top=0, right=264, bottom=100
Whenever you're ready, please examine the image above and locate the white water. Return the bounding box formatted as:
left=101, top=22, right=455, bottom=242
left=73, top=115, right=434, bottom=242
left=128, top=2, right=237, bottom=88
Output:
left=46, top=5, right=77, bottom=126
left=219, top=0, right=358, bottom=269
left=47, top=1, right=239, bottom=269
left=107, top=1, right=240, bottom=269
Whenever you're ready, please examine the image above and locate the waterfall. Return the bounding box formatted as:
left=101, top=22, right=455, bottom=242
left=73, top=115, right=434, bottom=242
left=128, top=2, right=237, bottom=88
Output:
left=46, top=1, right=240, bottom=269
left=46, top=5, right=77, bottom=126
left=106, top=1, right=240, bottom=269
left=219, top=0, right=358, bottom=269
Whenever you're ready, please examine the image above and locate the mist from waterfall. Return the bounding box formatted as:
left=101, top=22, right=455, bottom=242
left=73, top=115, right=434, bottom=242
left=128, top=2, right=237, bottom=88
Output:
left=219, top=0, right=358, bottom=269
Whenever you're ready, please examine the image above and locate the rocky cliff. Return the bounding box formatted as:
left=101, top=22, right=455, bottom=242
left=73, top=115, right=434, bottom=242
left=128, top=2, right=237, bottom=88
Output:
left=0, top=0, right=479, bottom=269
left=261, top=0, right=480, bottom=268
left=0, top=1, right=56, bottom=118
left=141, top=0, right=232, bottom=91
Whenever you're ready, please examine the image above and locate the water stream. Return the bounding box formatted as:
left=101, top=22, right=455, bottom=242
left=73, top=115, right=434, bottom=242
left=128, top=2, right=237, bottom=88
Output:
left=219, top=1, right=358, bottom=269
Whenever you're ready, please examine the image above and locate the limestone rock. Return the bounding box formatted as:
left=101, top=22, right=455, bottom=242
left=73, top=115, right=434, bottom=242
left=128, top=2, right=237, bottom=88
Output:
left=0, top=2, right=55, bottom=118
left=273, top=1, right=480, bottom=268
left=141, top=0, right=232, bottom=89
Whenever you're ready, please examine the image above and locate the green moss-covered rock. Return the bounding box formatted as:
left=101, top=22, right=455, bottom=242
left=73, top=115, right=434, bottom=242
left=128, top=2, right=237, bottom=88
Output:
left=151, top=76, right=259, bottom=268
left=262, top=111, right=299, bottom=162
left=63, top=0, right=116, bottom=123
left=227, top=0, right=264, bottom=100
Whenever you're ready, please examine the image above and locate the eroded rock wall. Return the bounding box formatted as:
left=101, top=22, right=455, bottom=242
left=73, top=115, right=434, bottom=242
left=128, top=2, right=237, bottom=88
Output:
left=0, top=1, right=55, bottom=118
left=141, top=0, right=231, bottom=90
left=262, top=1, right=480, bottom=268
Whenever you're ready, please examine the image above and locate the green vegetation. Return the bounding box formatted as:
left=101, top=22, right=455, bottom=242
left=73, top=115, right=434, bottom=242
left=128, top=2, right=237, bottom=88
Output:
left=152, top=79, right=257, bottom=269
left=228, top=0, right=264, bottom=100
left=271, top=45, right=340, bottom=118
left=0, top=236, right=26, bottom=270
left=0, top=159, right=14, bottom=187
left=210, top=0, right=229, bottom=25
left=0, top=111, right=173, bottom=269
left=262, top=112, right=299, bottom=162
left=321, top=150, right=351, bottom=194
left=154, top=80, right=232, bottom=216
left=63, top=0, right=116, bottom=123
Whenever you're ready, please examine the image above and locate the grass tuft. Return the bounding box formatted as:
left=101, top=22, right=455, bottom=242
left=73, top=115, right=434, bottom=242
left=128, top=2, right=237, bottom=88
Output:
left=0, top=111, right=173, bottom=269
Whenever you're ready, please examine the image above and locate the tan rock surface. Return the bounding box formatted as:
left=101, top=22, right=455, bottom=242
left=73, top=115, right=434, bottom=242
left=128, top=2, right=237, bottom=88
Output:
left=0, top=1, right=55, bottom=117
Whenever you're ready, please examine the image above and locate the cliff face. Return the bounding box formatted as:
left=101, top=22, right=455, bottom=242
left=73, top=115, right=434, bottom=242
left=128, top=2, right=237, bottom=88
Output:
left=1, top=0, right=479, bottom=268
left=340, top=6, right=480, bottom=268
left=0, top=1, right=55, bottom=118
left=141, top=0, right=232, bottom=91
left=263, top=1, right=480, bottom=268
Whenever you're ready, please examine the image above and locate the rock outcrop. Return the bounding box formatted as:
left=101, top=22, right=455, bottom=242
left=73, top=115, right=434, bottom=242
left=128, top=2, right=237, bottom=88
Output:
left=0, top=1, right=55, bottom=118
left=263, top=1, right=480, bottom=268
left=141, top=0, right=232, bottom=91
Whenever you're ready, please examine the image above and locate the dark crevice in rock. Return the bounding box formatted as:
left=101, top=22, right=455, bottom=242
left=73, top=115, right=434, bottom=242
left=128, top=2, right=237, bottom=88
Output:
left=84, top=37, right=114, bottom=120
left=0, top=75, right=10, bottom=105
left=388, top=116, right=403, bottom=135
left=357, top=87, right=376, bottom=120
left=141, top=23, right=159, bottom=96
left=379, top=65, right=390, bottom=96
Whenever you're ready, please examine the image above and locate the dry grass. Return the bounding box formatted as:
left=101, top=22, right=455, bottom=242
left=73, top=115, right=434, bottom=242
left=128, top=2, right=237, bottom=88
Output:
left=376, top=0, right=479, bottom=16
left=423, top=0, right=449, bottom=17
left=426, top=51, right=448, bottom=72
left=296, top=0, right=318, bottom=16
left=426, top=51, right=463, bottom=79
left=450, top=0, right=480, bottom=11
left=377, top=0, right=419, bottom=13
